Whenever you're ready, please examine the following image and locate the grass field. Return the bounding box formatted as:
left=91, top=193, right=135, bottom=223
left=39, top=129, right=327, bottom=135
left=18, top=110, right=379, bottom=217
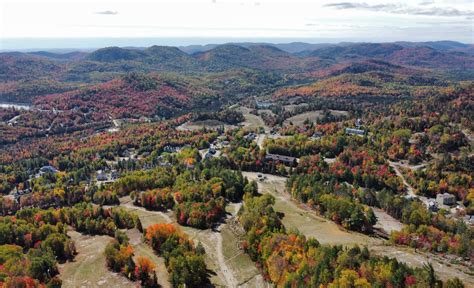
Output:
left=238, top=106, right=269, bottom=132
left=283, top=103, right=309, bottom=112
left=126, top=229, right=171, bottom=288
left=59, top=231, right=134, bottom=288
left=283, top=110, right=349, bottom=126
left=242, top=172, right=373, bottom=246
left=119, top=197, right=265, bottom=287
left=176, top=119, right=237, bottom=131
left=241, top=171, right=474, bottom=286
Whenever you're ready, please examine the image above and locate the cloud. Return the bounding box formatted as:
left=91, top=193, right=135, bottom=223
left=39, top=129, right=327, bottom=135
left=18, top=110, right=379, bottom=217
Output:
left=323, top=2, right=474, bottom=18
left=419, top=0, right=435, bottom=5
left=95, top=10, right=118, bottom=15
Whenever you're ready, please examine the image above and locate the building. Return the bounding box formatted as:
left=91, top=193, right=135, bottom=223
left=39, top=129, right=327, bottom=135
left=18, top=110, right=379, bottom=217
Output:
left=311, top=132, right=323, bottom=140
left=110, top=170, right=120, bottom=180
left=345, top=128, right=365, bottom=136
left=244, top=132, right=257, bottom=140
left=96, top=170, right=108, bottom=181
left=436, top=193, right=456, bottom=206
left=38, top=165, right=59, bottom=176
left=264, top=153, right=298, bottom=167
left=255, top=101, right=272, bottom=109
left=428, top=201, right=439, bottom=212
left=163, top=145, right=182, bottom=153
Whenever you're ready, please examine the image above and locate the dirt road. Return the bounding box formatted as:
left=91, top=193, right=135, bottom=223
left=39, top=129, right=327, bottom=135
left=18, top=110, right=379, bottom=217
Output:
left=389, top=161, right=430, bottom=206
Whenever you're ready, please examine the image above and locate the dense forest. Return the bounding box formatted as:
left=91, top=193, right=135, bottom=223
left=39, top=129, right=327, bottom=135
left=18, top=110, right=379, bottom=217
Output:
left=0, top=41, right=472, bottom=287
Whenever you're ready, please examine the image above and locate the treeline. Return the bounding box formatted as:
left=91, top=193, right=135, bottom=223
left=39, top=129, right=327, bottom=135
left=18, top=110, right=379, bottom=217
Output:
left=0, top=202, right=142, bottom=286
left=0, top=215, right=74, bottom=287
left=403, top=154, right=473, bottom=210
left=378, top=190, right=473, bottom=259
left=194, top=108, right=244, bottom=125
left=287, top=150, right=402, bottom=232
left=105, top=230, right=158, bottom=287
left=23, top=203, right=141, bottom=236
left=144, top=223, right=208, bottom=287
left=130, top=164, right=247, bottom=229
left=238, top=193, right=465, bottom=287
left=351, top=186, right=473, bottom=260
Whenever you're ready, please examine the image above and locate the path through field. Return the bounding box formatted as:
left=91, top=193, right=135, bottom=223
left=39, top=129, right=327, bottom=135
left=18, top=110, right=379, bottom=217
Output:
left=242, top=171, right=474, bottom=286
left=119, top=197, right=265, bottom=287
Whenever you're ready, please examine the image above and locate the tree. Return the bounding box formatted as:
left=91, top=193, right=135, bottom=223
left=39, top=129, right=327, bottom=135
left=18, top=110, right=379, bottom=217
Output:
left=135, top=256, right=156, bottom=285
left=27, top=249, right=57, bottom=283
left=444, top=278, right=465, bottom=288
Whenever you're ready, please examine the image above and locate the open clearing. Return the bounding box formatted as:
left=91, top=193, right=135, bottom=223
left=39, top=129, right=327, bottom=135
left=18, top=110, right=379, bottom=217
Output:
left=372, top=207, right=405, bottom=234
left=238, top=106, right=269, bottom=132
left=283, top=103, right=309, bottom=112
left=283, top=110, right=349, bottom=126
left=119, top=197, right=264, bottom=287
left=177, top=119, right=237, bottom=131
left=59, top=231, right=133, bottom=288
left=242, top=171, right=474, bottom=286
left=242, top=172, right=373, bottom=246
left=126, top=229, right=171, bottom=288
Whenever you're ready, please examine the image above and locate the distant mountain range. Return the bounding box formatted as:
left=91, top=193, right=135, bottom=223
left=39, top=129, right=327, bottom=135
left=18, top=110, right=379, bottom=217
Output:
left=2, top=41, right=471, bottom=74
left=0, top=40, right=472, bottom=114
left=178, top=40, right=473, bottom=55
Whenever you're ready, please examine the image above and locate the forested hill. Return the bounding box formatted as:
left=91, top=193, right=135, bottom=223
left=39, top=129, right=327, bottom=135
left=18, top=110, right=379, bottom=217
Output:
left=0, top=40, right=472, bottom=119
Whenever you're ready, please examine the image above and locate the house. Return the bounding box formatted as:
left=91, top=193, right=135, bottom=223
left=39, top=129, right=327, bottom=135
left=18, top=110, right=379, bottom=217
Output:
left=264, top=153, right=298, bottom=167
left=255, top=101, right=272, bottom=109
left=436, top=193, right=456, bottom=206
left=311, top=132, right=323, bottom=139
left=244, top=132, right=257, bottom=140
left=96, top=170, right=108, bottom=181
left=38, top=165, right=59, bottom=176
left=111, top=170, right=120, bottom=180
left=345, top=128, right=365, bottom=136
left=163, top=145, right=182, bottom=153
left=428, top=201, right=439, bottom=212
left=464, top=215, right=474, bottom=226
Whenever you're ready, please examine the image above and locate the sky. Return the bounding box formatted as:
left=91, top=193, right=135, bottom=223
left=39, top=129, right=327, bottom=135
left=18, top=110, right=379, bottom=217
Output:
left=1, top=0, right=473, bottom=49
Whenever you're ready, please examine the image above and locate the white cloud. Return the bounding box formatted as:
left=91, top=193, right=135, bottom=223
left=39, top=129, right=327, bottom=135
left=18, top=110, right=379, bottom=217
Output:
left=95, top=10, right=118, bottom=15
left=0, top=0, right=472, bottom=45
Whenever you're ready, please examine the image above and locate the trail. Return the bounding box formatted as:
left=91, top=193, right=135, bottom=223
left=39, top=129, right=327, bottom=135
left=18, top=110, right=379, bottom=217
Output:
left=120, top=199, right=173, bottom=223
left=256, top=134, right=266, bottom=150
left=213, top=225, right=239, bottom=288
left=389, top=161, right=415, bottom=197
left=389, top=161, right=430, bottom=206
left=120, top=197, right=240, bottom=287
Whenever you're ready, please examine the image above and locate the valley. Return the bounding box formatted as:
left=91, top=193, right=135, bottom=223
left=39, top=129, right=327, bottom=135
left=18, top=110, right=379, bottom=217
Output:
left=0, top=40, right=472, bottom=288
